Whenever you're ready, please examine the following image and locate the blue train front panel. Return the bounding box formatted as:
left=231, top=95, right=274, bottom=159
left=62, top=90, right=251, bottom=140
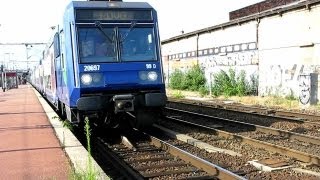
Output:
left=58, top=1, right=166, bottom=125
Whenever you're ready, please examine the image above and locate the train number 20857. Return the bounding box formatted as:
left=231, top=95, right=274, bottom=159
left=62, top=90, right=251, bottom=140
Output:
left=84, top=65, right=100, bottom=71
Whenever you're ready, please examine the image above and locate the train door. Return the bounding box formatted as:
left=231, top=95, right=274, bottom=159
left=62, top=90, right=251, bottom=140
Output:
left=54, top=32, right=63, bottom=101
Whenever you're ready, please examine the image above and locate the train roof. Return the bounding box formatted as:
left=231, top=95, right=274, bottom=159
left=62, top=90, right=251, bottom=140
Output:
left=67, top=1, right=153, bottom=9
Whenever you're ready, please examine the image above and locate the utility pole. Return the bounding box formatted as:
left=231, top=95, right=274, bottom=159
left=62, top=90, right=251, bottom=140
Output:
left=0, top=42, right=45, bottom=71
left=25, top=44, right=31, bottom=71
left=0, top=24, right=3, bottom=91
left=1, top=65, right=4, bottom=92
left=0, top=43, right=46, bottom=46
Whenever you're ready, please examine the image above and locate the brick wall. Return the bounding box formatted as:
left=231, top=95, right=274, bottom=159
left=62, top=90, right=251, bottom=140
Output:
left=229, top=0, right=299, bottom=20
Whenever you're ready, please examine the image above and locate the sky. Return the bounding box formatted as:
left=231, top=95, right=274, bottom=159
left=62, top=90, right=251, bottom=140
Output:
left=0, top=0, right=262, bottom=70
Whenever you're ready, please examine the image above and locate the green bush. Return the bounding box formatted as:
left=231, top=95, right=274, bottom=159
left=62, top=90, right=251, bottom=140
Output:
left=184, top=65, right=207, bottom=91
left=211, top=68, right=254, bottom=97
left=169, top=65, right=207, bottom=92
left=169, top=66, right=259, bottom=98
left=169, top=69, right=186, bottom=90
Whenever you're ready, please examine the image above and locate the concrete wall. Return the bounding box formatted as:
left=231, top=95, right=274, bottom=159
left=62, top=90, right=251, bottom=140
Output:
left=258, top=4, right=320, bottom=104
left=161, top=2, right=320, bottom=104
left=162, top=21, right=259, bottom=89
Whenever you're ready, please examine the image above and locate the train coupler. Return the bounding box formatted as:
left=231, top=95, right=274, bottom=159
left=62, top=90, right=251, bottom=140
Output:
left=113, top=94, right=134, bottom=113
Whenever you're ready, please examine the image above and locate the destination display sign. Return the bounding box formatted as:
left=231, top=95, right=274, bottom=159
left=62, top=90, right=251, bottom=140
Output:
left=76, top=9, right=152, bottom=21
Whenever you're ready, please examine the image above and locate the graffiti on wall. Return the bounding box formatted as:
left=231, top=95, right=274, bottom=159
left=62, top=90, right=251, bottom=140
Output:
left=260, top=64, right=320, bottom=97
left=198, top=51, right=258, bottom=68
left=169, top=59, right=198, bottom=71
left=299, top=74, right=311, bottom=105
left=199, top=51, right=259, bottom=89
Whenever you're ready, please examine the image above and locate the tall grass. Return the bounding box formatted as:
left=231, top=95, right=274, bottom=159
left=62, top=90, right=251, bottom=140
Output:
left=69, top=117, right=98, bottom=180
left=84, top=117, right=96, bottom=180
left=172, top=90, right=185, bottom=99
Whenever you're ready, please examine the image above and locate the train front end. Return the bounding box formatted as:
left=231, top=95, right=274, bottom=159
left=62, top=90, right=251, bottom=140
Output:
left=67, top=1, right=166, bottom=128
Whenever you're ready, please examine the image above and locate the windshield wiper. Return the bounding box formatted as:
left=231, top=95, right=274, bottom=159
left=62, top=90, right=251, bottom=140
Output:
left=120, top=21, right=137, bottom=42
left=94, top=21, right=114, bottom=43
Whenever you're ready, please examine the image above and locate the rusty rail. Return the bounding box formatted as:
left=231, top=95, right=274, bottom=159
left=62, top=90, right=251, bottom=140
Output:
left=167, top=99, right=320, bottom=125
left=146, top=132, right=246, bottom=180
left=165, top=107, right=320, bottom=146
left=165, top=116, right=320, bottom=166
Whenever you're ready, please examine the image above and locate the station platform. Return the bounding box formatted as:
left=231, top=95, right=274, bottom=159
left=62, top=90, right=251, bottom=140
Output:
left=0, top=85, right=70, bottom=179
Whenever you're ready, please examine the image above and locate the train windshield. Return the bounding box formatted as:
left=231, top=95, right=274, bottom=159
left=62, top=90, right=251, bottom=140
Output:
left=119, top=27, right=156, bottom=62
left=78, top=26, right=157, bottom=63
left=78, top=28, right=117, bottom=63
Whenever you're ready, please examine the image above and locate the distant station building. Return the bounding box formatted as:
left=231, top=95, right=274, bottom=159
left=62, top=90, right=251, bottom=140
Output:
left=1, top=63, right=28, bottom=91
left=161, top=0, right=320, bottom=106
left=0, top=70, right=19, bottom=91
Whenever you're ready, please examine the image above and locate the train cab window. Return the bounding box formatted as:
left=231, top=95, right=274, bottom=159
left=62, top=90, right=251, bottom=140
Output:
left=54, top=33, right=60, bottom=58
left=119, top=27, right=156, bottom=62
left=60, top=30, right=66, bottom=69
left=78, top=28, right=116, bottom=63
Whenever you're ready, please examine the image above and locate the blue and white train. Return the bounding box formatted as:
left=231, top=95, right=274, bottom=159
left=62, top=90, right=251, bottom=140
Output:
left=30, top=0, right=166, bottom=128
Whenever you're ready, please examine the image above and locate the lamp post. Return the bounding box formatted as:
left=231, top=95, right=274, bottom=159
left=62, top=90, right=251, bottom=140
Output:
left=0, top=24, right=4, bottom=91
left=1, top=64, right=4, bottom=92
left=25, top=44, right=33, bottom=71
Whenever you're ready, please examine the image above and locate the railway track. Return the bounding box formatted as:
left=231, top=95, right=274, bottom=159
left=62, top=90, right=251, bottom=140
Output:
left=48, top=95, right=245, bottom=179
left=165, top=106, right=320, bottom=152
left=64, top=98, right=320, bottom=179
left=167, top=98, right=320, bottom=125
left=68, top=114, right=320, bottom=179
left=92, top=128, right=244, bottom=179
left=166, top=100, right=320, bottom=137
left=155, top=121, right=320, bottom=178
left=162, top=107, right=320, bottom=166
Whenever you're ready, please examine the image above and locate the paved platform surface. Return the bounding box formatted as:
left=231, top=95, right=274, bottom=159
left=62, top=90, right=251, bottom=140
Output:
left=0, top=85, right=70, bottom=179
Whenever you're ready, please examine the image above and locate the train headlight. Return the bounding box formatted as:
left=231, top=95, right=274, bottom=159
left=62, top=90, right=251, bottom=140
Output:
left=139, top=71, right=158, bottom=83
left=92, top=73, right=102, bottom=83
left=81, top=74, right=92, bottom=85
left=147, top=71, right=158, bottom=81
left=139, top=71, right=148, bottom=80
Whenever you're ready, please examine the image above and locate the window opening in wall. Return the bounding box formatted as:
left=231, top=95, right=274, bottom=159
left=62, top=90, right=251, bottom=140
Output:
left=241, top=44, right=248, bottom=50
left=234, top=45, right=240, bottom=51
left=249, top=43, right=256, bottom=50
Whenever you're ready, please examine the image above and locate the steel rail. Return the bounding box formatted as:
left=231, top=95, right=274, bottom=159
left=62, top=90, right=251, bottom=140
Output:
left=165, top=116, right=320, bottom=166
left=95, top=130, right=238, bottom=179
left=217, top=102, right=320, bottom=123
left=145, top=132, right=246, bottom=180
left=167, top=99, right=320, bottom=125
left=165, top=107, right=320, bottom=146
left=95, top=137, right=145, bottom=180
